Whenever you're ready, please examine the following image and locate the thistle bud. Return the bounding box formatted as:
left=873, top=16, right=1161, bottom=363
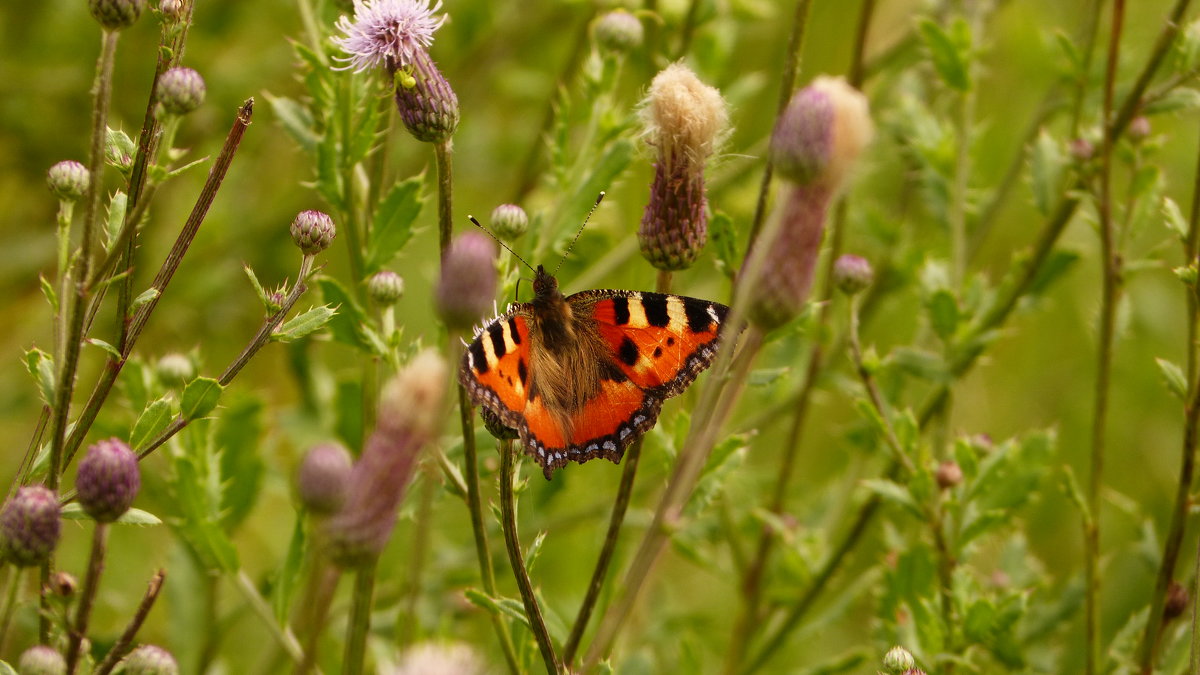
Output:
left=18, top=646, right=66, bottom=675
left=367, top=270, right=405, bottom=305
left=49, top=571, right=78, bottom=598
left=118, top=645, right=179, bottom=675
left=637, top=64, right=728, bottom=272
left=490, top=204, right=529, bottom=240
left=157, top=67, right=206, bottom=116
left=435, top=232, right=497, bottom=332
left=327, top=350, right=446, bottom=566
left=1165, top=580, right=1190, bottom=621
left=89, top=0, right=144, bottom=30
left=882, top=646, right=915, bottom=673
left=47, top=161, right=90, bottom=202
left=394, top=50, right=460, bottom=143
left=297, top=443, right=353, bottom=515
left=290, top=210, right=336, bottom=255
left=105, top=138, right=134, bottom=175
left=158, top=0, right=182, bottom=20
left=1128, top=115, right=1151, bottom=143
left=1069, top=138, right=1094, bottom=162
left=0, top=486, right=61, bottom=567
left=156, top=353, right=194, bottom=386
left=76, top=438, right=141, bottom=523
left=935, top=460, right=963, bottom=489
left=833, top=254, right=873, bottom=295
left=594, top=10, right=644, bottom=53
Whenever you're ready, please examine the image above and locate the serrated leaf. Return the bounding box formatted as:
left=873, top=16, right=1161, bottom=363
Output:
left=918, top=18, right=971, bottom=91
left=273, top=517, right=306, bottom=622
left=710, top=211, right=739, bottom=279
left=1163, top=197, right=1189, bottom=240
left=243, top=264, right=269, bottom=308
left=365, top=177, right=424, bottom=274
left=463, top=589, right=530, bottom=627
left=170, top=458, right=240, bottom=572
left=554, top=138, right=634, bottom=241
left=928, top=289, right=959, bottom=341
left=23, top=348, right=56, bottom=407
left=61, top=503, right=162, bottom=525
left=131, top=397, right=174, bottom=451
left=105, top=190, right=127, bottom=250
left=1029, top=129, right=1065, bottom=216
left=216, top=395, right=264, bottom=530
left=272, top=305, right=337, bottom=342
left=1155, top=357, right=1189, bottom=399
left=86, top=337, right=121, bottom=360
left=525, top=531, right=547, bottom=575
left=266, top=94, right=319, bottom=155
left=181, top=377, right=223, bottom=420
left=39, top=275, right=57, bottom=313
left=860, top=479, right=924, bottom=519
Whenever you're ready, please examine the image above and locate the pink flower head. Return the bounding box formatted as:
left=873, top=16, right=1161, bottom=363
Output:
left=334, top=0, right=447, bottom=73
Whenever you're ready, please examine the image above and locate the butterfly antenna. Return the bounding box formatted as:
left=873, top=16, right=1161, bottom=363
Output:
left=552, top=191, right=606, bottom=277
left=467, top=214, right=535, bottom=273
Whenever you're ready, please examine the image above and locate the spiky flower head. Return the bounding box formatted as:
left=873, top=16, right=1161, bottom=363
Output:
left=89, top=0, right=144, bottom=30
left=327, top=350, right=446, bottom=566
left=297, top=443, right=353, bottom=515
left=435, top=231, right=497, bottom=332
left=119, top=645, right=179, bottom=675
left=156, top=353, right=194, bottom=386
left=387, top=642, right=486, bottom=675
left=18, top=646, right=66, bottom=675
left=490, top=203, right=529, bottom=240
left=368, top=270, right=405, bottom=305
left=638, top=63, right=728, bottom=271
left=157, top=67, right=206, bottom=116
left=594, top=10, right=644, bottom=53
left=76, top=438, right=141, bottom=522
left=833, top=254, right=873, bottom=295
left=882, top=646, right=915, bottom=674
left=334, top=0, right=447, bottom=73
left=47, top=160, right=90, bottom=202
left=290, top=210, right=336, bottom=255
left=0, top=486, right=61, bottom=567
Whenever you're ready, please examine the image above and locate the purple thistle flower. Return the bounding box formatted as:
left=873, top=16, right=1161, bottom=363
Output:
left=435, top=231, right=497, bottom=332
left=334, top=0, right=447, bottom=73
left=0, top=486, right=61, bottom=567
left=297, top=443, right=353, bottom=515
left=18, top=645, right=66, bottom=675
left=76, top=438, right=141, bottom=523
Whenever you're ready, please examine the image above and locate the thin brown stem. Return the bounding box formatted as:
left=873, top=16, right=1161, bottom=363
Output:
left=93, top=569, right=166, bottom=675
left=341, top=560, right=377, bottom=675
left=65, top=523, right=109, bottom=674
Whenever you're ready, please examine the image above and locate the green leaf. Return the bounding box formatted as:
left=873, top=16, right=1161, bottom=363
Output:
left=1029, top=129, right=1065, bottom=216
left=273, top=517, right=306, bottom=622
left=216, top=395, right=265, bottom=530
left=1027, top=249, right=1080, bottom=297
left=860, top=479, right=924, bottom=519
left=1155, top=357, right=1189, bottom=400
left=748, top=367, right=789, bottom=387
left=86, top=337, right=121, bottom=360
left=39, top=275, right=57, bottom=313
left=958, top=508, right=1009, bottom=551
left=131, top=397, right=174, bottom=451
left=1163, top=197, right=1189, bottom=241
left=317, top=278, right=373, bottom=352
left=890, top=347, right=950, bottom=383
left=265, top=94, right=319, bottom=155
left=181, top=377, right=223, bottom=420
left=0, top=660, right=15, bottom=675
left=365, top=176, right=424, bottom=274
left=463, top=589, right=530, bottom=628
left=23, top=348, right=56, bottom=407
left=272, top=305, right=337, bottom=342
left=927, top=289, right=959, bottom=341
left=132, top=287, right=160, bottom=311
left=105, top=190, right=127, bottom=250
left=335, top=378, right=365, bottom=452
left=525, top=531, right=547, bottom=575
left=709, top=211, right=739, bottom=279
left=61, top=503, right=162, bottom=525
left=1143, top=88, right=1200, bottom=116
left=243, top=264, right=270, bottom=308
left=170, top=457, right=240, bottom=572
left=553, top=138, right=634, bottom=242
left=918, top=18, right=971, bottom=91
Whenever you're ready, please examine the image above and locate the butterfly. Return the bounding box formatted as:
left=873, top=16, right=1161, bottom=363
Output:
left=460, top=264, right=730, bottom=479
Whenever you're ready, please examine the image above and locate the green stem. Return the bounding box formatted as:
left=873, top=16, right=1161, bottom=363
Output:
left=341, top=561, right=377, bottom=675
left=499, top=440, right=563, bottom=674
left=65, top=523, right=109, bottom=674
left=0, top=567, right=21, bottom=648
left=435, top=141, right=454, bottom=255
left=233, top=569, right=306, bottom=665
left=295, top=564, right=339, bottom=675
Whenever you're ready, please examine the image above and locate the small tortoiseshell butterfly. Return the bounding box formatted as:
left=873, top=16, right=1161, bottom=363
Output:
left=460, top=263, right=729, bottom=479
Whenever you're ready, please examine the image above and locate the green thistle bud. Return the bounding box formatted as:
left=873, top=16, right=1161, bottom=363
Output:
left=833, top=254, right=873, bottom=295
left=290, top=210, right=336, bottom=255
left=297, top=443, right=353, bottom=515
left=156, top=353, right=194, bottom=386
left=882, top=646, right=915, bottom=674
left=0, top=486, right=61, bottom=567
left=435, top=232, right=497, bottom=332
left=47, top=160, right=90, bottom=202
left=489, top=204, right=529, bottom=240
left=76, top=438, right=141, bottom=522
left=367, top=270, right=405, bottom=305
left=18, top=646, right=66, bottom=675
left=118, top=645, right=179, bottom=675
left=594, top=10, right=644, bottom=53
left=157, top=67, right=206, bottom=116
left=89, top=0, right=144, bottom=30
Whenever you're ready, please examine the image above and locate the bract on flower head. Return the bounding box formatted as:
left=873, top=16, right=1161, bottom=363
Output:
left=334, top=0, right=447, bottom=72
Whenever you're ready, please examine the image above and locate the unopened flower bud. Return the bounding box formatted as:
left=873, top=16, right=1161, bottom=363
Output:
left=49, top=571, right=78, bottom=598
left=394, top=51, right=460, bottom=143
left=89, top=0, right=144, bottom=30
left=157, top=67, right=206, bottom=116
left=47, top=161, right=90, bottom=202
left=156, top=353, right=194, bottom=386
left=367, top=270, right=405, bottom=305
left=1070, top=138, right=1094, bottom=162
left=158, top=0, right=182, bottom=20
left=833, top=254, right=873, bottom=295
left=594, top=10, right=644, bottom=53
left=298, top=443, right=353, bottom=515
left=902, top=670, right=926, bottom=675
left=435, top=232, right=497, bottom=331
left=638, top=64, right=728, bottom=271
left=935, top=460, right=963, bottom=489
left=105, top=139, right=134, bottom=175
left=882, top=646, right=915, bottom=673
left=76, top=438, right=141, bottom=522
left=1165, top=580, right=1190, bottom=621
left=0, top=486, right=61, bottom=567
left=18, top=646, right=66, bottom=675
left=119, top=645, right=179, bottom=675
left=490, top=204, right=529, bottom=240
left=1129, top=115, right=1151, bottom=143
left=290, top=210, right=336, bottom=255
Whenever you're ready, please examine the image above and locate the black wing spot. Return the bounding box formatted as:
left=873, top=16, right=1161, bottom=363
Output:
left=507, top=316, right=522, bottom=344
left=619, top=336, right=639, bottom=366
left=685, top=298, right=715, bottom=333
left=611, top=296, right=631, bottom=325
left=643, top=295, right=671, bottom=327
left=517, top=358, right=528, bottom=386
left=488, top=323, right=507, bottom=358
left=666, top=337, right=676, bottom=346
left=653, top=346, right=663, bottom=358
left=469, top=339, right=489, bottom=374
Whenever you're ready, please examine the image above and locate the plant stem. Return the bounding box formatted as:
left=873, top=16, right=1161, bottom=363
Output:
left=676, top=0, right=703, bottom=58
left=949, top=55, right=974, bottom=287
left=0, top=567, right=21, bottom=648
left=400, top=467, right=435, bottom=645
left=93, top=569, right=165, bottom=675
left=65, top=523, right=109, bottom=674
left=296, top=564, right=340, bottom=675
left=435, top=141, right=454, bottom=254
left=499, top=440, right=563, bottom=674
left=233, top=569, right=306, bottom=666
left=342, top=560, right=377, bottom=675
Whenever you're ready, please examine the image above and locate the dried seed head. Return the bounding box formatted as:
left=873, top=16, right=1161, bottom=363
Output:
left=327, top=351, right=446, bottom=567
left=368, top=270, right=405, bottom=305
left=489, top=203, right=529, bottom=240
left=882, top=646, right=915, bottom=673
left=156, top=353, right=194, bottom=386
left=47, top=160, right=90, bottom=202
left=89, top=0, right=145, bottom=30
left=290, top=210, right=337, bottom=255
left=771, top=76, right=872, bottom=192
left=0, top=486, right=61, bottom=567
left=435, top=231, right=497, bottom=332
left=393, top=49, right=460, bottom=143
left=1165, top=580, right=1190, bottom=621
left=833, top=254, right=874, bottom=295
left=334, top=0, right=447, bottom=73
left=49, top=571, right=78, bottom=598
left=388, top=642, right=486, bottom=675
left=157, top=67, right=206, bottom=116
left=18, top=646, right=66, bottom=675
left=119, top=645, right=179, bottom=675
left=297, top=443, right=354, bottom=515
left=594, top=10, right=643, bottom=53
left=76, top=438, right=141, bottom=522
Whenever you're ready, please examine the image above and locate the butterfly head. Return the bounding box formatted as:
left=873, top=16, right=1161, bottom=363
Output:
left=532, top=265, right=560, bottom=299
